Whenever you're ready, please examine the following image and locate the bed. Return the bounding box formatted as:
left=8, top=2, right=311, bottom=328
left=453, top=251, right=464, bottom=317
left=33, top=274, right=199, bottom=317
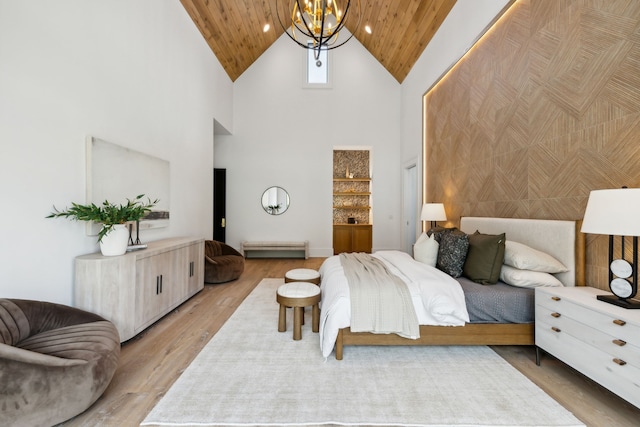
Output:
left=319, top=217, right=586, bottom=359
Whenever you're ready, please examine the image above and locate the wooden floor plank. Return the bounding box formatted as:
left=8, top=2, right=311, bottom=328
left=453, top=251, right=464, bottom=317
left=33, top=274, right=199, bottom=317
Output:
left=60, top=257, right=640, bottom=427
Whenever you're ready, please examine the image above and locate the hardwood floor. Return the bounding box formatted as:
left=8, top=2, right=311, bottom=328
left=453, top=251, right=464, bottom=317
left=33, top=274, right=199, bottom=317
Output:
left=61, top=258, right=640, bottom=427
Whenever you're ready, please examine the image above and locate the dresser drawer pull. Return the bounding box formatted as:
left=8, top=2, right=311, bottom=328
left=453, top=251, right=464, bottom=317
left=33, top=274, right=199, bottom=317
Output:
left=613, top=319, right=627, bottom=326
left=613, top=339, right=627, bottom=347
left=551, top=326, right=561, bottom=333
left=613, top=358, right=627, bottom=366
left=551, top=296, right=561, bottom=301
left=551, top=312, right=561, bottom=318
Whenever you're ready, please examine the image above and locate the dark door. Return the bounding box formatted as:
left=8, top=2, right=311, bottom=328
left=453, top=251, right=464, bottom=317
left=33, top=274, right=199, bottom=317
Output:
left=213, top=168, right=226, bottom=242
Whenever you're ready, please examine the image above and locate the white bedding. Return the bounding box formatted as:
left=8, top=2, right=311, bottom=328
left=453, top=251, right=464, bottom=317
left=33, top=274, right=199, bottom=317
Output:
left=318, top=250, right=470, bottom=358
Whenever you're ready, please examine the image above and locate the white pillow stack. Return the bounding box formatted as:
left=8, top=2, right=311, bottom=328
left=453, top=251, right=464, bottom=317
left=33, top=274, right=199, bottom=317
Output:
left=500, top=240, right=568, bottom=288
left=414, top=232, right=439, bottom=267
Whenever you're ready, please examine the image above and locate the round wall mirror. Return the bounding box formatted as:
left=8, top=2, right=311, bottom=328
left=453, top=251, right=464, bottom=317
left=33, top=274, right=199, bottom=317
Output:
left=261, top=186, right=290, bottom=215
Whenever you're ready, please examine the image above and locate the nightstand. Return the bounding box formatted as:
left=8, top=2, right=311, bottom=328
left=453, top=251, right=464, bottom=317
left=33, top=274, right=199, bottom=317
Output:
left=535, top=286, right=640, bottom=408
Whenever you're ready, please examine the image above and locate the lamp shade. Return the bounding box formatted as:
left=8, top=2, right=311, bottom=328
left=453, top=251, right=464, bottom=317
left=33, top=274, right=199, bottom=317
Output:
left=420, top=203, right=447, bottom=222
left=581, top=188, right=640, bottom=236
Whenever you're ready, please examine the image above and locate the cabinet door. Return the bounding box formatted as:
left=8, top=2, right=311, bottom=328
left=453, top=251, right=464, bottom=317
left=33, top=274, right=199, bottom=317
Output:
left=186, top=242, right=204, bottom=295
left=176, top=243, right=204, bottom=297
left=135, top=252, right=173, bottom=331
left=333, top=225, right=353, bottom=254
left=352, top=225, right=372, bottom=253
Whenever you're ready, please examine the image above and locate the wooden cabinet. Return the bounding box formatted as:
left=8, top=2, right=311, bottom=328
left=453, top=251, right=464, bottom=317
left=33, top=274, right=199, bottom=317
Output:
left=75, top=237, right=204, bottom=342
left=333, top=224, right=372, bottom=254
left=535, top=286, right=640, bottom=408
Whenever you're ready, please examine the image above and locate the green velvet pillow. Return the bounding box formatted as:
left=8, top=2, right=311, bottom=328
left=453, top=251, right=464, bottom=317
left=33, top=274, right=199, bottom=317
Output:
left=463, top=231, right=506, bottom=285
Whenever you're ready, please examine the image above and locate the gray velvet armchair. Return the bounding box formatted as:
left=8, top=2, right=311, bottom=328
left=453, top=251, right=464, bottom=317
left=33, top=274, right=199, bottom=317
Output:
left=204, top=240, right=245, bottom=283
left=0, top=299, right=120, bottom=427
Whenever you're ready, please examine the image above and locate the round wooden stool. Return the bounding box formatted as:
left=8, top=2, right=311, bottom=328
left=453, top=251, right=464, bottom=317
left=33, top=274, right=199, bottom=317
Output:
left=276, top=282, right=320, bottom=340
left=284, top=268, right=321, bottom=285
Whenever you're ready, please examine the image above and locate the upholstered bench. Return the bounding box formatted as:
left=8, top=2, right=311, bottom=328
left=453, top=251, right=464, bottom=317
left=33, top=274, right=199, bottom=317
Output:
left=242, top=241, right=309, bottom=259
left=276, top=282, right=320, bottom=340
left=0, top=299, right=120, bottom=427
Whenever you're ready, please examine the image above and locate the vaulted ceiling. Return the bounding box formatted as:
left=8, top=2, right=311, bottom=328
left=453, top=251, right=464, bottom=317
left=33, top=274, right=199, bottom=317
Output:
left=180, top=0, right=458, bottom=83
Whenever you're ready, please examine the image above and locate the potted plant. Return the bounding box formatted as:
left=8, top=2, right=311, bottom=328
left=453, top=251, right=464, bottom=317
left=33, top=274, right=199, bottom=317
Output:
left=47, top=194, right=158, bottom=256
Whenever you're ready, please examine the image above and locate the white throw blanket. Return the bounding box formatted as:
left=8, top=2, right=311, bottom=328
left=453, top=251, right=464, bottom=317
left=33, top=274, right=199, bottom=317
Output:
left=319, top=250, right=470, bottom=357
left=340, top=252, right=419, bottom=338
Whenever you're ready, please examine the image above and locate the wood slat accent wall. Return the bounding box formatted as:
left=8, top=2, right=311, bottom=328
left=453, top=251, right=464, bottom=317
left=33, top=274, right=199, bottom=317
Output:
left=424, top=0, right=640, bottom=290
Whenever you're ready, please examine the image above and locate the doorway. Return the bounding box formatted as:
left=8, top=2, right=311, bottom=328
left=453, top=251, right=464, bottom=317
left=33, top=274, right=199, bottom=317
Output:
left=213, top=168, right=226, bottom=242
left=403, top=163, right=418, bottom=254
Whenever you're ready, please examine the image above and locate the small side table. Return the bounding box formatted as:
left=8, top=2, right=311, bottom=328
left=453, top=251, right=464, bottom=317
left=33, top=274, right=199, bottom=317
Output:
left=276, top=282, right=321, bottom=340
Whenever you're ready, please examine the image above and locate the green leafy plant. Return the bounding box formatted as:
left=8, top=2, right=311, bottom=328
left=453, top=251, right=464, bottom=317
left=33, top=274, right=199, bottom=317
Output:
left=47, top=194, right=159, bottom=242
left=267, top=204, right=281, bottom=214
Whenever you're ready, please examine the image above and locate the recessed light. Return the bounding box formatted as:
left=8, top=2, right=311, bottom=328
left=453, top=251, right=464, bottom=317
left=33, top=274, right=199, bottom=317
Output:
left=263, top=23, right=270, bottom=33
left=365, top=25, right=372, bottom=34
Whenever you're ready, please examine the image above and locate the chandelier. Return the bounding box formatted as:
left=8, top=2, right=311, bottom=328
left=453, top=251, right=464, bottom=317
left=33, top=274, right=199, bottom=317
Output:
left=275, top=0, right=361, bottom=60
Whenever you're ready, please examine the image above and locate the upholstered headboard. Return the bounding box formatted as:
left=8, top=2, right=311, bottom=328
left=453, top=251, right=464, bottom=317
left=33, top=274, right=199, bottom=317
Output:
left=459, top=217, right=585, bottom=287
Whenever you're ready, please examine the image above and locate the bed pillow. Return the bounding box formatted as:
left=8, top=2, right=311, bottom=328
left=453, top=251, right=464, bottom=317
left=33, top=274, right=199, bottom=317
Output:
left=463, top=231, right=505, bottom=285
left=436, top=229, right=469, bottom=278
left=500, top=265, right=563, bottom=288
left=504, top=241, right=568, bottom=273
left=427, top=226, right=446, bottom=242
left=414, top=232, right=439, bottom=267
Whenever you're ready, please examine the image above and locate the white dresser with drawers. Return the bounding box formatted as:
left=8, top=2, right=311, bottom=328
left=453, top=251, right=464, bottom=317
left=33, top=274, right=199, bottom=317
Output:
left=535, top=286, right=640, bottom=408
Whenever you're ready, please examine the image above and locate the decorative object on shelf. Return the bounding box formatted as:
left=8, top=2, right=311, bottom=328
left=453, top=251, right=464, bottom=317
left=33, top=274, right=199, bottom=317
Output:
left=261, top=186, right=290, bottom=215
left=420, top=203, right=447, bottom=229
left=128, top=220, right=144, bottom=246
left=47, top=194, right=158, bottom=256
left=581, top=187, right=640, bottom=308
left=274, top=0, right=361, bottom=61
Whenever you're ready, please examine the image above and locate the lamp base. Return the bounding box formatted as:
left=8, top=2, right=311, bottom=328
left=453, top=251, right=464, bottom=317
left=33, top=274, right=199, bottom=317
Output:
left=597, top=294, right=640, bottom=309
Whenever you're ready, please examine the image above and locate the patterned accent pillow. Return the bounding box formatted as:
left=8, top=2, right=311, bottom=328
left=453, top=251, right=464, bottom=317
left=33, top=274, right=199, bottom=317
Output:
left=436, top=229, right=469, bottom=278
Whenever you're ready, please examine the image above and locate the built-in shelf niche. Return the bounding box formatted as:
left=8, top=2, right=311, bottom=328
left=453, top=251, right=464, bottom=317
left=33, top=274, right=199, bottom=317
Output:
left=332, top=150, right=371, bottom=225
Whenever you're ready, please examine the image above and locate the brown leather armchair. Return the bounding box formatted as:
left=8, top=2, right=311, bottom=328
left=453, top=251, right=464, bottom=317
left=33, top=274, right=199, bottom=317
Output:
left=0, top=299, right=120, bottom=427
left=204, top=240, right=245, bottom=284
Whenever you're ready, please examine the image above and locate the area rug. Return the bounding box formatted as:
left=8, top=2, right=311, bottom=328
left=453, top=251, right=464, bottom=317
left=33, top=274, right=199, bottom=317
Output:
left=141, top=278, right=584, bottom=427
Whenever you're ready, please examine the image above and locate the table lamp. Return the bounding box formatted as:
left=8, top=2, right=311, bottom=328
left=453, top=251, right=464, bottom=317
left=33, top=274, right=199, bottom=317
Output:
left=420, top=203, right=447, bottom=229
left=581, top=187, right=640, bottom=309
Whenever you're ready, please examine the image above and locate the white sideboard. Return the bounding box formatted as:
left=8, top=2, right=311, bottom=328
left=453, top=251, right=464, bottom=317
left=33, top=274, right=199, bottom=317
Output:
left=75, top=237, right=204, bottom=342
left=535, top=286, right=640, bottom=408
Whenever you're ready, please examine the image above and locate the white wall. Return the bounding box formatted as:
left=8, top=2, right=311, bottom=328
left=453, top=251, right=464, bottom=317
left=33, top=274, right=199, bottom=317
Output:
left=400, top=0, right=511, bottom=240
left=215, top=33, right=402, bottom=256
left=0, top=0, right=233, bottom=304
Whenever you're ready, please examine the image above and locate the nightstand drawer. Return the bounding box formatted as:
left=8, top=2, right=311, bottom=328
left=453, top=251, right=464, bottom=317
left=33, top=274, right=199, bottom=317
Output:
left=536, top=304, right=640, bottom=367
left=536, top=323, right=640, bottom=408
left=535, top=286, right=640, bottom=408
left=536, top=291, right=640, bottom=346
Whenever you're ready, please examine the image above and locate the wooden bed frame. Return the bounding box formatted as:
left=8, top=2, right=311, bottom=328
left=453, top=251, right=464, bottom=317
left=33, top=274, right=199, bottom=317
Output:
left=333, top=217, right=586, bottom=360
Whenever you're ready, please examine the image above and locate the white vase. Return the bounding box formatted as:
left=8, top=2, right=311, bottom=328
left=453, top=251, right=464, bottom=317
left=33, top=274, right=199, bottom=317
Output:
left=99, top=224, right=129, bottom=256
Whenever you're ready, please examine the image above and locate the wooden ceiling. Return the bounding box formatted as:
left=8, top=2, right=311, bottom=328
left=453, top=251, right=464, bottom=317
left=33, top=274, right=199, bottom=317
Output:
left=180, top=0, right=458, bottom=83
